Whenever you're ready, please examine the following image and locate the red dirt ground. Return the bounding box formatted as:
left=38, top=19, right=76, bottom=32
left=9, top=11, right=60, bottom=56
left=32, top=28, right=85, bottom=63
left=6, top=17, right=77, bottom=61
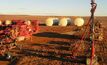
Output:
left=0, top=25, right=107, bottom=65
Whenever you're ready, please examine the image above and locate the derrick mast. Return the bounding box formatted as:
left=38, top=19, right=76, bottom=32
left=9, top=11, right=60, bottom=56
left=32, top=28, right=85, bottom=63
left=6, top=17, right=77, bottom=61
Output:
left=89, top=0, right=97, bottom=65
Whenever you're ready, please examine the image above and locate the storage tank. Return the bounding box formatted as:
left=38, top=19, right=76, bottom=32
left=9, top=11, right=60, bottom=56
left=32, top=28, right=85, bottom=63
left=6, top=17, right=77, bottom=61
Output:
left=59, top=18, right=71, bottom=26
left=24, top=20, right=31, bottom=25
left=74, top=18, right=84, bottom=27
left=45, top=18, right=59, bottom=26
left=5, top=20, right=12, bottom=25
left=0, top=20, right=2, bottom=25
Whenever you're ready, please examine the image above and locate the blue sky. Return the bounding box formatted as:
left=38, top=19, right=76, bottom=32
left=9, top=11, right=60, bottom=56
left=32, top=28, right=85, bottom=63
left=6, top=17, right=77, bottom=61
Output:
left=0, top=0, right=106, bottom=16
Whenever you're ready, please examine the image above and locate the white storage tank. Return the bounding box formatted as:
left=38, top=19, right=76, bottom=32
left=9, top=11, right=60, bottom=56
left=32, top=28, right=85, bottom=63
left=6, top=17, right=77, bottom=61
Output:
left=5, top=20, right=12, bottom=25
left=74, top=18, right=84, bottom=27
left=0, top=20, right=2, bottom=25
left=24, top=20, right=31, bottom=25
left=59, top=18, right=72, bottom=26
left=45, top=18, right=59, bottom=26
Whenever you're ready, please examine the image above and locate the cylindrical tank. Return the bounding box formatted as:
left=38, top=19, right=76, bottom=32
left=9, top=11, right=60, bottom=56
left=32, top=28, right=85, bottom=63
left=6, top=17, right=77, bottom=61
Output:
left=74, top=18, right=84, bottom=27
left=0, top=20, right=2, bottom=25
left=45, top=18, right=59, bottom=26
left=59, top=18, right=72, bottom=26
left=5, top=20, right=12, bottom=25
left=24, top=20, right=31, bottom=25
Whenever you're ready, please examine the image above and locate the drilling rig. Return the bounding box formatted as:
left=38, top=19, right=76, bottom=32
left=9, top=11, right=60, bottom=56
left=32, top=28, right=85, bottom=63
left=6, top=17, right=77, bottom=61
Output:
left=69, top=0, right=104, bottom=65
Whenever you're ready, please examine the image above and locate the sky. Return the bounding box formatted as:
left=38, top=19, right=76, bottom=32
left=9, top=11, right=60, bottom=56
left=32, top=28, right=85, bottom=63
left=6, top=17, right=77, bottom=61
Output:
left=0, top=0, right=106, bottom=16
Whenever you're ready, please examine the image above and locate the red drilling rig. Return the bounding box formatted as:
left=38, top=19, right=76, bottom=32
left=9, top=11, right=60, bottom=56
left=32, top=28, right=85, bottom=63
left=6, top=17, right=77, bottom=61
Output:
left=68, top=0, right=103, bottom=65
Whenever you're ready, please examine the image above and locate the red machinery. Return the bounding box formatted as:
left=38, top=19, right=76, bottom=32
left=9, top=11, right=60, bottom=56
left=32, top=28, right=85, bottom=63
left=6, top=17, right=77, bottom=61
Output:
left=0, top=20, right=39, bottom=59
left=67, top=0, right=98, bottom=65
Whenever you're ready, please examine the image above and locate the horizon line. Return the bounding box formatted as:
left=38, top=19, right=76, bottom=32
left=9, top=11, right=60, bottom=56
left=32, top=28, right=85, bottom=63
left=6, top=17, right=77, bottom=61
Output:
left=0, top=14, right=107, bottom=17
